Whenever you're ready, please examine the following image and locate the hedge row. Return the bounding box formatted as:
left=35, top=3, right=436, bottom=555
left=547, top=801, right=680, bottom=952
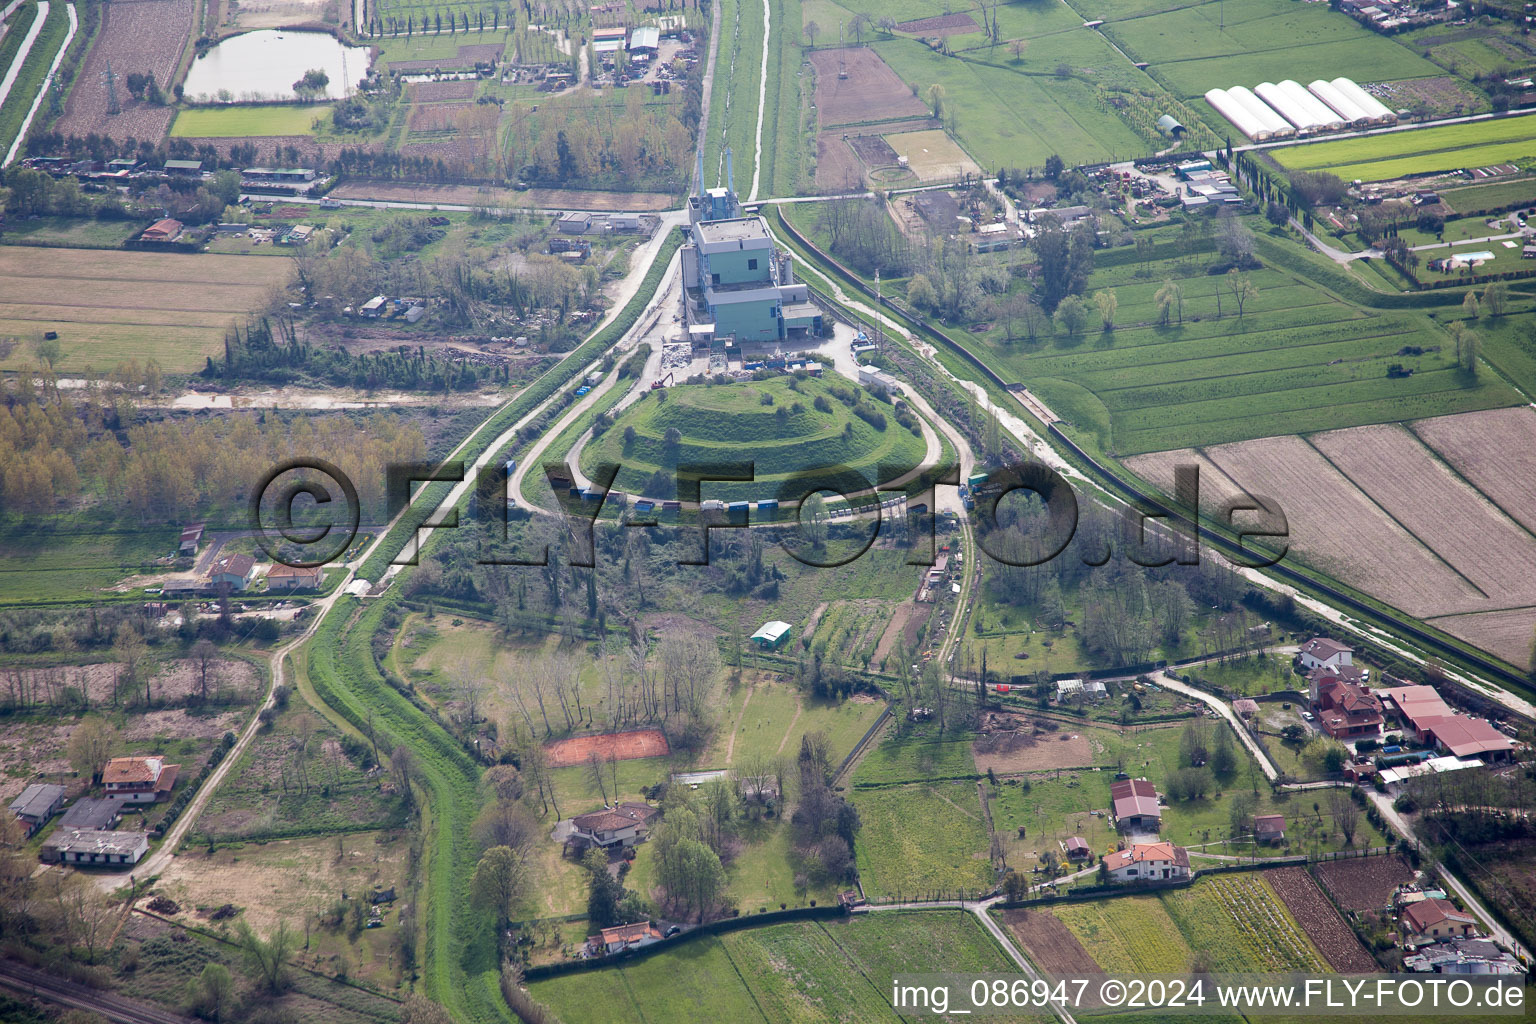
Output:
left=150, top=731, right=237, bottom=839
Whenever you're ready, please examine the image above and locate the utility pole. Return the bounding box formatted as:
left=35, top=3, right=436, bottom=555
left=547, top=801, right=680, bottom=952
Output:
left=104, top=61, right=120, bottom=116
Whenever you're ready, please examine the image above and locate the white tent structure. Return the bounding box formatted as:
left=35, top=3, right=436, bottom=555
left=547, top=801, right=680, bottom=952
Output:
left=1255, top=80, right=1332, bottom=132
left=1228, top=86, right=1294, bottom=138
left=1331, top=77, right=1397, bottom=123
left=1307, top=79, right=1374, bottom=126
left=1205, top=87, right=1275, bottom=140
left=1280, top=79, right=1345, bottom=130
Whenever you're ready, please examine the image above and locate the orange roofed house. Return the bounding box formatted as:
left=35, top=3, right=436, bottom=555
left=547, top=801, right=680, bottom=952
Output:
left=1104, top=842, right=1190, bottom=883
left=141, top=218, right=183, bottom=242
left=1309, top=667, right=1384, bottom=739
left=590, top=922, right=663, bottom=955
left=1403, top=898, right=1478, bottom=939
left=102, top=755, right=179, bottom=803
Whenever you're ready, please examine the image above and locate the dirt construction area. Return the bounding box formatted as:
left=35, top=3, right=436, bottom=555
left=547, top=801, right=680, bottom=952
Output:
left=148, top=830, right=411, bottom=933
left=544, top=728, right=670, bottom=767
left=809, top=48, right=930, bottom=127
left=972, top=713, right=1096, bottom=774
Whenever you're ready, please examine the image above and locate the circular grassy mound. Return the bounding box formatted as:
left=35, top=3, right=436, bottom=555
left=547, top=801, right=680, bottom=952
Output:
left=578, top=372, right=926, bottom=503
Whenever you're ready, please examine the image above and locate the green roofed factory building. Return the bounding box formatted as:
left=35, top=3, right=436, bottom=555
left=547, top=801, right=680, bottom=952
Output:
left=751, top=620, right=792, bottom=650
left=682, top=149, right=823, bottom=346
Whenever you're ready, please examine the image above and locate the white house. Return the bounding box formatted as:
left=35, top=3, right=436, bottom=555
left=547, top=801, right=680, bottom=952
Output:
left=1297, top=636, right=1353, bottom=672
left=1103, top=842, right=1190, bottom=883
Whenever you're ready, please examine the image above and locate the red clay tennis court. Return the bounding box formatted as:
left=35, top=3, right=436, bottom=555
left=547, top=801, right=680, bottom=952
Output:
left=544, top=729, right=670, bottom=767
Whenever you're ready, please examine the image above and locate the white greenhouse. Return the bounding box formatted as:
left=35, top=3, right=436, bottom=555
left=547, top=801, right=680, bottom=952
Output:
left=1331, top=77, right=1397, bottom=123
left=1307, top=79, right=1374, bottom=126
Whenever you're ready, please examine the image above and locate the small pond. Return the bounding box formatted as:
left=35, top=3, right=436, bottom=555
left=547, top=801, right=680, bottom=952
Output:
left=183, top=30, right=372, bottom=103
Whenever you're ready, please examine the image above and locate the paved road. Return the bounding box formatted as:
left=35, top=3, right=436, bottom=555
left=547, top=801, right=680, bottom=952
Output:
left=0, top=958, right=195, bottom=1024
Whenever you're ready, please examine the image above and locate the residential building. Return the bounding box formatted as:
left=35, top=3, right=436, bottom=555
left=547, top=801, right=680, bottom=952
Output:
left=1110, top=778, right=1161, bottom=831
left=9, top=783, right=66, bottom=837
left=266, top=564, right=323, bottom=591
left=208, top=553, right=256, bottom=591
left=1103, top=842, right=1190, bottom=882
left=102, top=755, right=180, bottom=803
left=360, top=295, right=388, bottom=318
left=595, top=921, right=663, bottom=954
left=58, top=797, right=121, bottom=831
left=1253, top=814, right=1286, bottom=842
left=1402, top=898, right=1478, bottom=939
left=1298, top=636, right=1353, bottom=672
left=1310, top=669, right=1384, bottom=739
left=568, top=802, right=659, bottom=848
left=682, top=154, right=822, bottom=344
left=141, top=218, right=184, bottom=243
left=751, top=620, right=792, bottom=650
left=44, top=829, right=148, bottom=866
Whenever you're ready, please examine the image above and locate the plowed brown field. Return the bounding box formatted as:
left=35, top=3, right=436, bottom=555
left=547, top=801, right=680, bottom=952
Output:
left=1412, top=406, right=1536, bottom=534
left=1314, top=854, right=1414, bottom=911
left=1268, top=867, right=1378, bottom=973
left=1003, top=908, right=1104, bottom=977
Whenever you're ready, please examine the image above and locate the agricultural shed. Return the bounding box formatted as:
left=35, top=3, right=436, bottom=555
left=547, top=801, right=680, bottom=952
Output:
left=751, top=620, right=792, bottom=650
left=1109, top=778, right=1161, bottom=830
left=9, top=784, right=65, bottom=836
left=1331, top=78, right=1397, bottom=122
left=141, top=218, right=184, bottom=243
left=58, top=798, right=121, bottom=831
left=163, top=159, right=203, bottom=175
left=629, top=25, right=659, bottom=51
left=1156, top=114, right=1186, bottom=138
left=1307, top=79, right=1374, bottom=126
left=44, top=829, right=149, bottom=866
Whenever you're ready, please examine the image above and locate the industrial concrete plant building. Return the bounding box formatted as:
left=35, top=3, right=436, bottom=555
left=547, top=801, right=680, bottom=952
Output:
left=682, top=150, right=824, bottom=345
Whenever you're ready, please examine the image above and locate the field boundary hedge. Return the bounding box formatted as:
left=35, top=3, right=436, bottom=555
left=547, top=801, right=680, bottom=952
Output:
left=522, top=905, right=847, bottom=980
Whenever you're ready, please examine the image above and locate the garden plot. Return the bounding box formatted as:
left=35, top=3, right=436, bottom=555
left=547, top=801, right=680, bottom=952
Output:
left=1002, top=908, right=1105, bottom=977
left=809, top=47, right=929, bottom=126
left=1160, top=873, right=1329, bottom=972
left=1053, top=895, right=1194, bottom=974
left=1312, top=423, right=1536, bottom=609
left=1267, top=867, right=1378, bottom=973
left=1314, top=854, right=1415, bottom=911
left=896, top=12, right=980, bottom=35
left=407, top=80, right=477, bottom=102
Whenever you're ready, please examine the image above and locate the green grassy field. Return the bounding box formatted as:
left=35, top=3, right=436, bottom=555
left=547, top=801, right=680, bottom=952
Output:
left=941, top=232, right=1523, bottom=455
left=170, top=104, right=326, bottom=137
left=703, top=676, right=886, bottom=769
left=852, top=782, right=995, bottom=899
left=0, top=515, right=173, bottom=603
left=580, top=374, right=927, bottom=503
left=703, top=0, right=766, bottom=192
left=1273, top=114, right=1536, bottom=182
left=1098, top=0, right=1438, bottom=98
left=873, top=37, right=1150, bottom=169
left=0, top=215, right=141, bottom=248
left=1440, top=177, right=1536, bottom=214
left=531, top=911, right=1050, bottom=1023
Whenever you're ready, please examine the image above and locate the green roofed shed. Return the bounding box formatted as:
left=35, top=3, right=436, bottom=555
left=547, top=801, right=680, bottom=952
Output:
left=751, top=620, right=792, bottom=650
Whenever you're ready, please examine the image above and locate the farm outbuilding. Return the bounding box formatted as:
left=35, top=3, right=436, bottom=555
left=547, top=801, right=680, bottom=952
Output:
left=1156, top=114, right=1186, bottom=139
left=751, top=620, right=792, bottom=650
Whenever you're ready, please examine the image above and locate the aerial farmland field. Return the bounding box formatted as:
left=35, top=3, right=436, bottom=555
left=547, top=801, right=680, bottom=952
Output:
left=0, top=246, right=291, bottom=372
left=170, top=103, right=323, bottom=137
left=1272, top=113, right=1536, bottom=181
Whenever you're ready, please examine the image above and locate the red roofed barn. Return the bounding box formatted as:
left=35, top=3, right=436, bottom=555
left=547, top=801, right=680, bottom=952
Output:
left=1110, top=778, right=1161, bottom=831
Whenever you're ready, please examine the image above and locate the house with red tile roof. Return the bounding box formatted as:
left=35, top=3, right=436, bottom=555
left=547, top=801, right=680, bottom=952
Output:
left=1310, top=669, right=1384, bottom=739
left=1403, top=898, right=1478, bottom=939
left=102, top=755, right=179, bottom=803
left=1103, top=842, right=1190, bottom=883
left=569, top=802, right=659, bottom=849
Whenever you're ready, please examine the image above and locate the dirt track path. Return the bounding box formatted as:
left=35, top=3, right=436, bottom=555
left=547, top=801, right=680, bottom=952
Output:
left=723, top=683, right=756, bottom=765
left=774, top=700, right=803, bottom=755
